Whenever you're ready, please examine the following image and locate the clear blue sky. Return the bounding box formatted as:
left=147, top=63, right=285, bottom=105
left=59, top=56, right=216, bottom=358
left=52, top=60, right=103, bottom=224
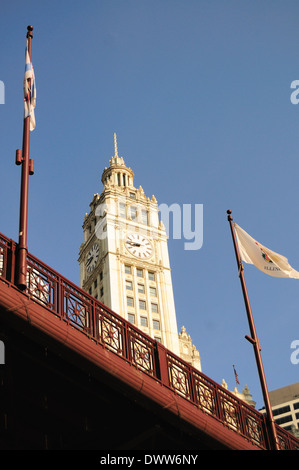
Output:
left=1, top=0, right=299, bottom=410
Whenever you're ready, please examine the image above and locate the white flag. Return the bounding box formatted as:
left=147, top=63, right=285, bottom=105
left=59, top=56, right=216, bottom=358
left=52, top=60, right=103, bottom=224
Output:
left=24, top=44, right=36, bottom=131
left=234, top=223, right=299, bottom=279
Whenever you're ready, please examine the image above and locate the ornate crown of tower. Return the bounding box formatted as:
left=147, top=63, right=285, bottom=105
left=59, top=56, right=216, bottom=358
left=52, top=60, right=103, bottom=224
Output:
left=101, top=133, right=135, bottom=189
left=78, top=134, right=201, bottom=369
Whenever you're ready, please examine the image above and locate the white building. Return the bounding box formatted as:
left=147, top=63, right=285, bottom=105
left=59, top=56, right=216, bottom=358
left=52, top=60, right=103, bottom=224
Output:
left=78, top=134, right=201, bottom=369
left=260, top=382, right=299, bottom=437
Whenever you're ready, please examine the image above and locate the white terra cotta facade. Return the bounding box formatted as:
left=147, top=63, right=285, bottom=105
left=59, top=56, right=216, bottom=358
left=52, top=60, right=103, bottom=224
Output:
left=78, top=135, right=201, bottom=369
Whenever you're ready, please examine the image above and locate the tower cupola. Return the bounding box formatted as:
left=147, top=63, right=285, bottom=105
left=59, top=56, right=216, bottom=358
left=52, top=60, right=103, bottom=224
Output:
left=101, top=133, right=134, bottom=188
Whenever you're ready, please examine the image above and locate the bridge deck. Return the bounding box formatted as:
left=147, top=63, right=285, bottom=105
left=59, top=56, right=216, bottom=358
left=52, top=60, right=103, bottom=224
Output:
left=0, top=232, right=298, bottom=450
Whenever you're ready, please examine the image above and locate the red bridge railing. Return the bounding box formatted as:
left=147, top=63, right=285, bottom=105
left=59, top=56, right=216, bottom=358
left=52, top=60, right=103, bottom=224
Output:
left=0, top=232, right=298, bottom=450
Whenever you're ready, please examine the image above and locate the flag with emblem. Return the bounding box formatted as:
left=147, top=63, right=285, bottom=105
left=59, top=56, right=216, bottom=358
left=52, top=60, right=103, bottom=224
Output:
left=234, top=223, right=299, bottom=279
left=24, top=42, right=36, bottom=131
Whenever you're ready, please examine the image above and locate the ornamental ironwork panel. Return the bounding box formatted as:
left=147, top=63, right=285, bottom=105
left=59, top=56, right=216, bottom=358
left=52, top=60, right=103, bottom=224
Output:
left=219, top=390, right=242, bottom=432
left=277, top=426, right=299, bottom=450
left=97, top=307, right=125, bottom=356
left=278, top=432, right=288, bottom=450
left=128, top=328, right=155, bottom=375
left=63, top=286, right=90, bottom=332
left=0, top=247, right=4, bottom=277
left=193, top=374, right=217, bottom=417
left=167, top=354, right=191, bottom=399
left=0, top=235, right=9, bottom=279
left=26, top=265, right=55, bottom=309
left=244, top=413, right=264, bottom=446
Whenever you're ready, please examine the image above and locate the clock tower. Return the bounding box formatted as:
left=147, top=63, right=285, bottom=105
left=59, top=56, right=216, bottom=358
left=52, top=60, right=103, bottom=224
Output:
left=78, top=134, right=201, bottom=366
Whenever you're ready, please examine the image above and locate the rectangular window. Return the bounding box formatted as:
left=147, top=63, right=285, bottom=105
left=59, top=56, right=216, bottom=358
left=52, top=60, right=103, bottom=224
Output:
left=273, top=405, right=291, bottom=416
left=129, top=192, right=136, bottom=199
left=127, top=297, right=134, bottom=307
left=128, top=313, right=135, bottom=324
left=137, top=268, right=143, bottom=278
left=276, top=415, right=293, bottom=425
left=141, top=210, right=148, bottom=225
left=100, top=271, right=103, bottom=281
left=125, top=265, right=131, bottom=274
left=153, top=319, right=160, bottom=330
left=130, top=206, right=137, bottom=220
left=138, top=283, right=145, bottom=294
left=139, top=299, right=146, bottom=310
left=126, top=280, right=133, bottom=290
left=100, top=287, right=104, bottom=297
left=119, top=203, right=126, bottom=218
left=140, top=316, right=148, bottom=327
left=149, top=286, right=156, bottom=297
left=151, top=303, right=158, bottom=313
left=148, top=271, right=155, bottom=281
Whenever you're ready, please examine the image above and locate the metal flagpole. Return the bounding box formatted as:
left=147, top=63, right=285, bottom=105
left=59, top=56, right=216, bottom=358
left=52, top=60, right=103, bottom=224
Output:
left=227, top=210, right=279, bottom=451
left=16, top=25, right=34, bottom=290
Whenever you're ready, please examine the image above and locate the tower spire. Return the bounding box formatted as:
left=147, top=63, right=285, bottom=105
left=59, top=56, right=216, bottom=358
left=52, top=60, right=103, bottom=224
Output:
left=114, top=133, right=118, bottom=158
left=101, top=133, right=135, bottom=187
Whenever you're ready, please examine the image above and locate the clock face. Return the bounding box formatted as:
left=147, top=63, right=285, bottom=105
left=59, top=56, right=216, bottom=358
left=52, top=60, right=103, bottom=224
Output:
left=125, top=233, right=153, bottom=259
left=86, top=243, right=100, bottom=273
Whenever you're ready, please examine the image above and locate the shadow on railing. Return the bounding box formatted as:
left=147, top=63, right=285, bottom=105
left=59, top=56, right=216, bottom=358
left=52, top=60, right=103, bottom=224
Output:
left=0, top=232, right=298, bottom=450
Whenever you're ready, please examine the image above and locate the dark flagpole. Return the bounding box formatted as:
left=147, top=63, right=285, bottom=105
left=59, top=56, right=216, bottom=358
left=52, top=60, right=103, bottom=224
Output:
left=16, top=25, right=34, bottom=290
left=227, top=210, right=279, bottom=451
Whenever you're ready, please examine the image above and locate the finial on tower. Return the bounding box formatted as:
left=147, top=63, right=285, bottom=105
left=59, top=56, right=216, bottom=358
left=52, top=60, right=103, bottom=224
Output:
left=114, top=133, right=118, bottom=158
